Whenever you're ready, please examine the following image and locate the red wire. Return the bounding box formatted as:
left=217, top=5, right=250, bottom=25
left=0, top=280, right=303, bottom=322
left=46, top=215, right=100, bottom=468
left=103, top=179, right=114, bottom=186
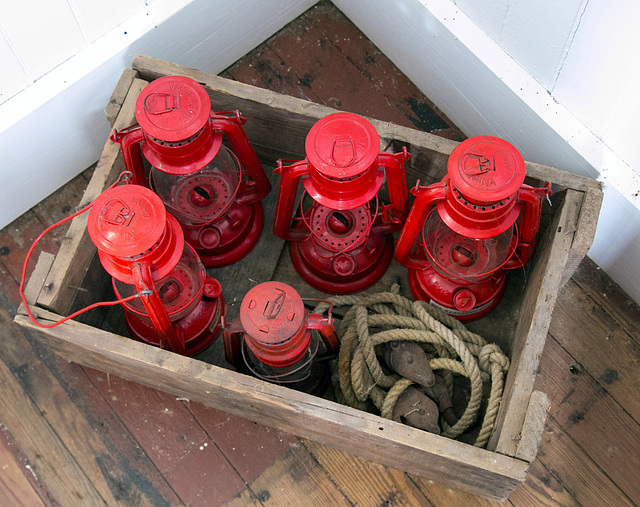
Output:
left=19, top=174, right=140, bottom=329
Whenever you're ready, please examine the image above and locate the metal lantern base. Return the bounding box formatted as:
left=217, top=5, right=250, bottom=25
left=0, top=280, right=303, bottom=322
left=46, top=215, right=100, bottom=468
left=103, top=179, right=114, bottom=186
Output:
left=181, top=201, right=264, bottom=268
left=289, top=229, right=394, bottom=294
left=123, top=295, right=224, bottom=356
left=407, top=257, right=506, bottom=322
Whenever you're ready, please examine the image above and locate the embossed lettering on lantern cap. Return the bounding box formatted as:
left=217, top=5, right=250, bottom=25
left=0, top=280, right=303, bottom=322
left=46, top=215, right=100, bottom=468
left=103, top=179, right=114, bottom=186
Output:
left=169, top=83, right=199, bottom=126
left=457, top=142, right=520, bottom=194
left=462, top=153, right=497, bottom=188
left=130, top=196, right=152, bottom=219
left=463, top=153, right=495, bottom=176
left=99, top=198, right=135, bottom=227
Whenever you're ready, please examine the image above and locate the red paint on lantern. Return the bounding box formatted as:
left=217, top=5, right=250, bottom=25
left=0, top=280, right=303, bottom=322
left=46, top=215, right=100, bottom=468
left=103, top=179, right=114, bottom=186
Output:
left=273, top=112, right=410, bottom=294
left=394, top=136, right=551, bottom=321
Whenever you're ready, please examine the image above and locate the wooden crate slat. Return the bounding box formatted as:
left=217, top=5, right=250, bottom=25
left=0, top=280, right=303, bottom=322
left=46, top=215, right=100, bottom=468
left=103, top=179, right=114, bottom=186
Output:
left=561, top=186, right=604, bottom=285
left=105, top=68, right=139, bottom=128
left=487, top=188, right=584, bottom=454
left=515, top=390, right=551, bottom=462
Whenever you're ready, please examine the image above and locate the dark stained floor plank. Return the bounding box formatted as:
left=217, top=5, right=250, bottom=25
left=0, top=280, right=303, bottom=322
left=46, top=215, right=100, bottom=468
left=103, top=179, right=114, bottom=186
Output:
left=185, top=402, right=298, bottom=485
left=536, top=335, right=639, bottom=505
left=83, top=370, right=248, bottom=506
left=0, top=430, right=46, bottom=507
left=534, top=414, right=633, bottom=507
left=0, top=210, right=59, bottom=295
left=410, top=475, right=504, bottom=507
left=0, top=309, right=107, bottom=506
left=0, top=308, right=182, bottom=506
left=550, top=278, right=640, bottom=422
left=571, top=256, right=640, bottom=339
left=31, top=171, right=91, bottom=227
left=507, top=458, right=579, bottom=507
left=223, top=43, right=327, bottom=105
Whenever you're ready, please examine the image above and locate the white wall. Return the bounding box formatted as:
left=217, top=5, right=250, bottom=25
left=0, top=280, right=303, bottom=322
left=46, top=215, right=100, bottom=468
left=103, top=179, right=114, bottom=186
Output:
left=0, top=0, right=318, bottom=229
left=0, top=0, right=147, bottom=105
left=333, top=0, right=640, bottom=304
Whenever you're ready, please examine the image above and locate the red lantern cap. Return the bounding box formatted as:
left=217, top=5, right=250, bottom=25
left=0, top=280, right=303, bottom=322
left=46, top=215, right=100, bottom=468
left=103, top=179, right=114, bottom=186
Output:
left=88, top=185, right=166, bottom=258
left=87, top=185, right=183, bottom=283
left=240, top=282, right=310, bottom=367
left=303, top=112, right=384, bottom=209
left=447, top=136, right=525, bottom=204
left=135, top=76, right=211, bottom=143
left=306, top=112, right=379, bottom=179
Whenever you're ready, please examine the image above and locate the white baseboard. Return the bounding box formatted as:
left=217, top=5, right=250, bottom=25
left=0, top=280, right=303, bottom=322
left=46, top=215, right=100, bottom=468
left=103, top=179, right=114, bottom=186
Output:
left=334, top=0, right=640, bottom=304
left=0, top=0, right=317, bottom=229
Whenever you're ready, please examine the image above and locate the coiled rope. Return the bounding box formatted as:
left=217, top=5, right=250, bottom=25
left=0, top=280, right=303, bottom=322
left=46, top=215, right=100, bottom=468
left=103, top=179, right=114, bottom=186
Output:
left=315, top=284, right=509, bottom=448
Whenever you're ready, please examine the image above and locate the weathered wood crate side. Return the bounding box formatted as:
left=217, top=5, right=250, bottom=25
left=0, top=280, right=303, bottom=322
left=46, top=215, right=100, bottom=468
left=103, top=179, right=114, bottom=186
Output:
left=16, top=56, right=603, bottom=501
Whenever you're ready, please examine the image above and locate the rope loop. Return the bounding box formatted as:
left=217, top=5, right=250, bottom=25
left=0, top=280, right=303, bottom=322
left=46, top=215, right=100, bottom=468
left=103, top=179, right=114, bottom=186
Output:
left=479, top=343, right=510, bottom=374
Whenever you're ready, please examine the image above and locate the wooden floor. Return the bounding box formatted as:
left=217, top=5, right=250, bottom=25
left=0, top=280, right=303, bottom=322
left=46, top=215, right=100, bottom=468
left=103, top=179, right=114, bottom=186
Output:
left=1, top=2, right=639, bottom=505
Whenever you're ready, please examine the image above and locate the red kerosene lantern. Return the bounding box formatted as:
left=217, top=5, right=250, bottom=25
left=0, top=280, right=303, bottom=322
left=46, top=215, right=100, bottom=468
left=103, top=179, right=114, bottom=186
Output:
left=87, top=184, right=224, bottom=355
left=223, top=281, right=339, bottom=394
left=111, top=76, right=271, bottom=267
left=394, top=136, right=551, bottom=321
left=273, top=112, right=410, bottom=294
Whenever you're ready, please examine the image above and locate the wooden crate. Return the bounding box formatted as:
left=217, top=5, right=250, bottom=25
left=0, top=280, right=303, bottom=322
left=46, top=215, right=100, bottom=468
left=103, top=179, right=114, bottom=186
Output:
left=15, top=55, right=603, bottom=502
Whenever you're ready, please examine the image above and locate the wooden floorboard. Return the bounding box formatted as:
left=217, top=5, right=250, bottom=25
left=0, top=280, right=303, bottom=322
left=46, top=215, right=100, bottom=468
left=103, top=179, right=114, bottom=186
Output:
left=1, top=1, right=639, bottom=505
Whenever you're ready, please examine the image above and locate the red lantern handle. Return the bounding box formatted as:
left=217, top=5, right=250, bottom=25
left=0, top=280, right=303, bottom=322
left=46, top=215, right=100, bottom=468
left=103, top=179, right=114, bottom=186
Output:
left=374, top=148, right=410, bottom=230
left=132, top=263, right=186, bottom=354
left=306, top=314, right=340, bottom=354
left=209, top=112, right=271, bottom=206
left=273, top=160, right=312, bottom=241
left=394, top=181, right=448, bottom=270
left=504, top=182, right=551, bottom=269
left=111, top=127, right=147, bottom=186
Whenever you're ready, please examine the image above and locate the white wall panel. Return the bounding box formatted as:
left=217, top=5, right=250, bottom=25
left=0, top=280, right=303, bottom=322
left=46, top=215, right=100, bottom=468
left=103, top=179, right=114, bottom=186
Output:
left=455, top=0, right=586, bottom=91
left=0, top=31, right=31, bottom=104
left=0, top=0, right=86, bottom=77
left=453, top=0, right=508, bottom=41
left=554, top=0, right=640, bottom=168
left=68, top=0, right=146, bottom=43
left=602, top=76, right=640, bottom=173
left=497, top=0, right=586, bottom=90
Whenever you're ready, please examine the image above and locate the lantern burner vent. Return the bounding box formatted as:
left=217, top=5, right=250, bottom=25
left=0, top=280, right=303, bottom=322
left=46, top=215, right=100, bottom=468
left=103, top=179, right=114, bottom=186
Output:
left=149, top=128, right=203, bottom=148
left=452, top=188, right=510, bottom=211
